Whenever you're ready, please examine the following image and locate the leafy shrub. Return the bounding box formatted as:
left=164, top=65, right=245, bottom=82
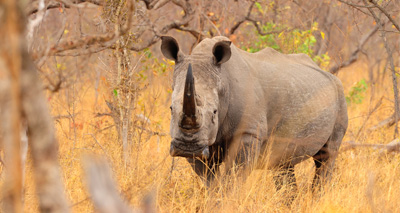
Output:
left=346, top=78, right=368, bottom=105
left=241, top=20, right=330, bottom=69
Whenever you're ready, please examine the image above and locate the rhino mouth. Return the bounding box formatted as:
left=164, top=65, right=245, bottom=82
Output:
left=170, top=139, right=209, bottom=159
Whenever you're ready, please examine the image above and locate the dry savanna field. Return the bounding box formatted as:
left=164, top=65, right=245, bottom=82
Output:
left=1, top=0, right=400, bottom=212
left=17, top=59, right=400, bottom=212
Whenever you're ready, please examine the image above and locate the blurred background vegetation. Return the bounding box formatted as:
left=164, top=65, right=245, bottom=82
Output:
left=0, top=0, right=399, bottom=212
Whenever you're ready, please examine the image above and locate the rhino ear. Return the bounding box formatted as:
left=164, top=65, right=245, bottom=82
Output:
left=161, top=36, right=183, bottom=62
left=212, top=40, right=232, bottom=65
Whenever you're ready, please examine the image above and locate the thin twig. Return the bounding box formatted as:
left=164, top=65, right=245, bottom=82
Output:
left=329, top=21, right=384, bottom=74
left=229, top=1, right=255, bottom=35
left=368, top=0, right=400, bottom=32
left=27, top=0, right=102, bottom=15
left=364, top=0, right=400, bottom=137
left=355, top=96, right=383, bottom=139
left=86, top=134, right=109, bottom=157
left=338, top=0, right=375, bottom=8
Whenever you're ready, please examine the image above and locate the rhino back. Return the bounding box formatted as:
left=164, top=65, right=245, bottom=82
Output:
left=222, top=45, right=345, bottom=167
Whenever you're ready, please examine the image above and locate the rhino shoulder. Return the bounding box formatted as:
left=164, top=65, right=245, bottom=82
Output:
left=287, top=53, right=319, bottom=68
left=237, top=47, right=282, bottom=60
left=256, top=47, right=282, bottom=56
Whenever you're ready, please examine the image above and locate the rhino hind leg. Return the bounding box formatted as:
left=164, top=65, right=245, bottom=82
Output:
left=312, top=122, right=347, bottom=190
left=273, top=165, right=297, bottom=204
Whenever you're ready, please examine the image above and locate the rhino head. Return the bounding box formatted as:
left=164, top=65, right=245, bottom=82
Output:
left=161, top=36, right=232, bottom=159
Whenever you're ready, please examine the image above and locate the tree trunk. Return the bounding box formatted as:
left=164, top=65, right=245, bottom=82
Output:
left=0, top=1, right=26, bottom=212
left=0, top=1, right=70, bottom=212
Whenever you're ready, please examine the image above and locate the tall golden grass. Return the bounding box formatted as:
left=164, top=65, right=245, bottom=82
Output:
left=19, top=61, right=400, bottom=212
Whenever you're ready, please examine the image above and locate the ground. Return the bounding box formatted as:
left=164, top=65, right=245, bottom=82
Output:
left=18, top=61, right=400, bottom=212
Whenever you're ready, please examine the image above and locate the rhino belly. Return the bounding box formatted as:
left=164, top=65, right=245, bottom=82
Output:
left=261, top=112, right=336, bottom=168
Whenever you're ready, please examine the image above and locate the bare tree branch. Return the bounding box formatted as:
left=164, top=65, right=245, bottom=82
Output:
left=32, top=33, right=117, bottom=60
left=337, top=0, right=399, bottom=32
left=229, top=1, right=254, bottom=35
left=338, top=0, right=375, bottom=8
left=355, top=96, right=383, bottom=139
left=83, top=156, right=134, bottom=213
left=364, top=0, right=400, bottom=137
left=368, top=111, right=400, bottom=131
left=247, top=17, right=291, bottom=36
left=33, top=0, right=134, bottom=60
left=342, top=140, right=400, bottom=154
left=27, top=0, right=103, bottom=15
left=229, top=2, right=289, bottom=36
left=21, top=50, right=71, bottom=213
left=329, top=22, right=382, bottom=74
left=368, top=0, right=400, bottom=32
left=31, top=0, right=200, bottom=57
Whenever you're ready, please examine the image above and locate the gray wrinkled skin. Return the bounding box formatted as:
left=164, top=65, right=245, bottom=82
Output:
left=161, top=36, right=348, bottom=189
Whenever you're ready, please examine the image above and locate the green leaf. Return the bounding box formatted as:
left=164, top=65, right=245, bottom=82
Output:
left=113, top=89, right=118, bottom=97
left=255, top=2, right=263, bottom=13
left=320, top=31, right=325, bottom=40
left=146, top=51, right=152, bottom=58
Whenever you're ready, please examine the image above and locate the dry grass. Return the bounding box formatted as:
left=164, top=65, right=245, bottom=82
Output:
left=18, top=61, right=400, bottom=212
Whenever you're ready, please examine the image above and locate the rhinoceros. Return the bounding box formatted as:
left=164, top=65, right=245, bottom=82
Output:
left=161, top=36, right=348, bottom=189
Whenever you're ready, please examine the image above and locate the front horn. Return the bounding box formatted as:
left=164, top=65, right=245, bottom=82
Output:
left=181, top=63, right=199, bottom=129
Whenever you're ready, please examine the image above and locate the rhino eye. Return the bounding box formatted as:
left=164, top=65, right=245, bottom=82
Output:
left=170, top=106, right=172, bottom=111
left=196, top=96, right=203, bottom=106
left=213, top=110, right=217, bottom=114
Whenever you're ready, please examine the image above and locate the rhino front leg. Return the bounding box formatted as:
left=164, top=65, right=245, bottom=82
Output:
left=187, top=144, right=225, bottom=185
left=215, top=133, right=263, bottom=185
left=187, top=158, right=218, bottom=185
left=222, top=133, right=263, bottom=174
